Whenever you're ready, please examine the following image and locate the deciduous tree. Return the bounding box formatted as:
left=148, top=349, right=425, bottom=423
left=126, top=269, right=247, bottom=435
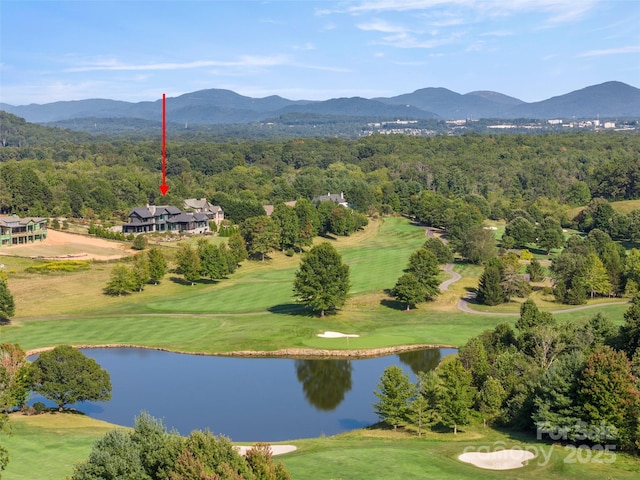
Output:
left=31, top=345, right=111, bottom=411
left=293, top=242, right=350, bottom=316
left=392, top=273, right=427, bottom=311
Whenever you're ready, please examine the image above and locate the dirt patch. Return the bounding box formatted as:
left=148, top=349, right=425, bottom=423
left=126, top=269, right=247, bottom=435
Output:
left=0, top=230, right=134, bottom=261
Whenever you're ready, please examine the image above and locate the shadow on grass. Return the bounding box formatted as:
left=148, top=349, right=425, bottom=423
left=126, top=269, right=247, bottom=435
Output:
left=319, top=233, right=337, bottom=241
left=169, top=276, right=222, bottom=286
left=380, top=298, right=410, bottom=311
left=0, top=317, right=10, bottom=325
left=268, top=303, right=314, bottom=317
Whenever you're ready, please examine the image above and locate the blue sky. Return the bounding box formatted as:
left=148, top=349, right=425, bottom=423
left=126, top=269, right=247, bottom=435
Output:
left=1, top=0, right=639, bottom=105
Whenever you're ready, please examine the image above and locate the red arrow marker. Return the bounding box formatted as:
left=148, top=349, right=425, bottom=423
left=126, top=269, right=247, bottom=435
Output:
left=159, top=93, right=170, bottom=196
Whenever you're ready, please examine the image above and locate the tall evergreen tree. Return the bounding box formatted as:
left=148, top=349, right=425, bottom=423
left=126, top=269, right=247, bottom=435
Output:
left=176, top=244, right=201, bottom=285
left=437, top=359, right=474, bottom=434
left=147, top=248, right=168, bottom=285
left=0, top=279, right=15, bottom=319
left=373, top=365, right=414, bottom=431
left=477, top=259, right=504, bottom=306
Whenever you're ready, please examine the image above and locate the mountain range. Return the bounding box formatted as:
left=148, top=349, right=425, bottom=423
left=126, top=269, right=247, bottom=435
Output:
left=1, top=81, right=639, bottom=126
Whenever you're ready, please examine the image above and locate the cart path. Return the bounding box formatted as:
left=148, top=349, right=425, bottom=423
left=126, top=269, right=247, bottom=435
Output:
left=438, top=263, right=628, bottom=316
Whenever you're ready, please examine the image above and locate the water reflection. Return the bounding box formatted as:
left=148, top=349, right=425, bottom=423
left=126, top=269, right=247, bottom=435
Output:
left=295, top=359, right=353, bottom=411
left=398, top=349, right=442, bottom=374
left=27, top=348, right=456, bottom=440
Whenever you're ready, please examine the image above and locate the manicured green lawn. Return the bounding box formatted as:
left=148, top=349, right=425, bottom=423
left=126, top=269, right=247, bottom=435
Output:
left=3, top=414, right=638, bottom=480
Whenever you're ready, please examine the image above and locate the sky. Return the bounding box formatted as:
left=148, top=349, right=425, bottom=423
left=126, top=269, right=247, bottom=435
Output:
left=1, top=0, right=639, bottom=105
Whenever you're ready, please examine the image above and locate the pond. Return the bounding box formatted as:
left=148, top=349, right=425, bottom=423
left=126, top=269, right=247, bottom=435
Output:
left=29, top=347, right=456, bottom=441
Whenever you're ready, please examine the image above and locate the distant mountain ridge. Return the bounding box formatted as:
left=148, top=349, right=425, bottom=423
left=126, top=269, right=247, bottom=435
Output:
left=1, top=81, right=638, bottom=125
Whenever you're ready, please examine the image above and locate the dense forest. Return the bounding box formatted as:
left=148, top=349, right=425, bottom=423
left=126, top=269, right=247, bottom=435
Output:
left=1, top=110, right=639, bottom=221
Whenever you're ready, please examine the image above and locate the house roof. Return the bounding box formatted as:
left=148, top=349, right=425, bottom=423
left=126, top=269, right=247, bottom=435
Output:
left=312, top=192, right=347, bottom=204
left=0, top=215, right=47, bottom=227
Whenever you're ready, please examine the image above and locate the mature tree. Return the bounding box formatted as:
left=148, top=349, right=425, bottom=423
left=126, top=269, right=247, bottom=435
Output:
left=505, top=216, right=535, bottom=247
left=72, top=429, right=148, bottom=480
left=625, top=248, right=640, bottom=286
left=501, top=252, right=530, bottom=301
left=31, top=345, right=111, bottom=411
left=458, top=336, right=489, bottom=388
left=578, top=345, right=640, bottom=448
left=584, top=253, right=612, bottom=298
left=422, top=237, right=453, bottom=264
left=536, top=217, right=565, bottom=254
left=197, top=241, right=227, bottom=281
left=176, top=243, right=201, bottom=285
left=73, top=413, right=182, bottom=480
left=532, top=353, right=584, bottom=440
left=227, top=232, right=248, bottom=264
left=526, top=258, right=545, bottom=282
left=477, top=259, right=504, bottom=306
left=476, top=376, right=506, bottom=424
left=407, top=393, right=430, bottom=437
left=130, top=253, right=150, bottom=292
left=294, top=198, right=319, bottom=247
left=600, top=242, right=626, bottom=296
left=392, top=273, right=427, bottom=311
left=621, top=295, right=640, bottom=358
left=373, top=365, right=413, bottom=430
left=147, top=248, right=168, bottom=285
left=293, top=242, right=350, bottom=316
left=271, top=203, right=299, bottom=250
left=0, top=343, right=31, bottom=411
left=458, top=225, right=496, bottom=264
left=437, top=359, right=474, bottom=434
left=104, top=265, right=134, bottom=296
left=0, top=279, right=15, bottom=319
left=241, top=215, right=281, bottom=261
left=406, top=248, right=441, bottom=300
left=550, top=251, right=588, bottom=305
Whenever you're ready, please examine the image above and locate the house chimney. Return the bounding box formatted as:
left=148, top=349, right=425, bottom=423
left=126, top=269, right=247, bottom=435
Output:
left=340, top=192, right=344, bottom=199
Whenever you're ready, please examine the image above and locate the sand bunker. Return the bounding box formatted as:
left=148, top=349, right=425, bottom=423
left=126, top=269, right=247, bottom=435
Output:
left=458, top=450, right=535, bottom=470
left=317, top=331, right=360, bottom=338
left=234, top=445, right=297, bottom=456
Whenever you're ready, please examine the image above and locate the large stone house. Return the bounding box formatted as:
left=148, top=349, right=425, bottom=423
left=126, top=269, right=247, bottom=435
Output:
left=0, top=215, right=48, bottom=246
left=312, top=192, right=349, bottom=208
left=183, top=198, right=225, bottom=225
left=122, top=205, right=209, bottom=235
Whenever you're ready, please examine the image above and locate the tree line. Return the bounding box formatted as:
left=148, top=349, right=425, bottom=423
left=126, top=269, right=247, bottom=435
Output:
left=373, top=298, right=640, bottom=450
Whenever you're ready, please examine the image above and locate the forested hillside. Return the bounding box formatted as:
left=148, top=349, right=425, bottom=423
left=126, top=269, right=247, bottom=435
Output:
left=1, top=116, right=638, bottom=224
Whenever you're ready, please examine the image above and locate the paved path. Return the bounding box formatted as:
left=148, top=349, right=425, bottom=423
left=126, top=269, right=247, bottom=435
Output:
left=438, top=263, right=628, bottom=316
left=439, top=263, right=461, bottom=292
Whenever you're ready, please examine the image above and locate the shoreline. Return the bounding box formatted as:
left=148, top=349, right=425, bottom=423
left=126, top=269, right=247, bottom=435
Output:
left=26, top=342, right=457, bottom=359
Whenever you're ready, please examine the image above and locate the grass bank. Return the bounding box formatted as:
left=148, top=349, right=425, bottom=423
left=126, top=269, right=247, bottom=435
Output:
left=2, top=413, right=638, bottom=480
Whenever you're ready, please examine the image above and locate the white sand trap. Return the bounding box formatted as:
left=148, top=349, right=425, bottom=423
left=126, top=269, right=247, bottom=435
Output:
left=234, top=445, right=297, bottom=456
left=459, top=450, right=535, bottom=470
left=317, top=331, right=360, bottom=338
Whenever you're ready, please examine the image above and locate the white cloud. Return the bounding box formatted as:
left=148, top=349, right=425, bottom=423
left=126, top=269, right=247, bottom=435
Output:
left=66, top=55, right=292, bottom=72
left=578, top=45, right=640, bottom=57
left=357, top=19, right=412, bottom=33
left=339, top=0, right=600, bottom=24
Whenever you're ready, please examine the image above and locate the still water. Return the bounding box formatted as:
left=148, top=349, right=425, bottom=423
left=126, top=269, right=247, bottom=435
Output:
left=30, top=347, right=455, bottom=441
